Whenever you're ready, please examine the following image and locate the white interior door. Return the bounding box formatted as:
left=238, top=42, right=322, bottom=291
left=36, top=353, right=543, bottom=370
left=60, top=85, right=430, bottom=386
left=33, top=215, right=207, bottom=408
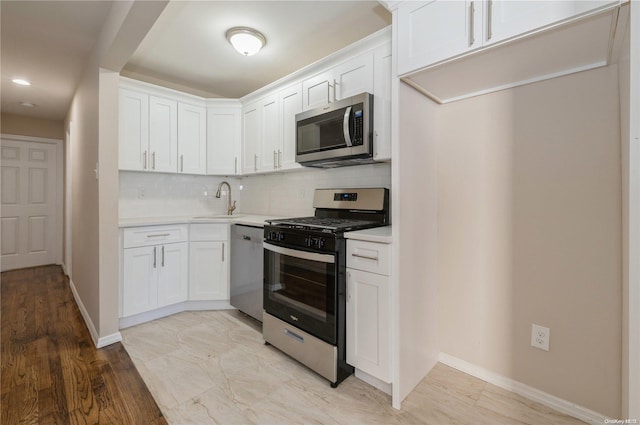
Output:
left=1, top=138, right=59, bottom=271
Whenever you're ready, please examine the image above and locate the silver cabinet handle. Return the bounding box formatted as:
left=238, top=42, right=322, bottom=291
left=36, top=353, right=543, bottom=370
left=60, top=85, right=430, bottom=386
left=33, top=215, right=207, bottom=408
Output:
left=234, top=157, right=237, bottom=174
left=273, top=150, right=277, bottom=169
left=180, top=154, right=184, bottom=172
left=278, top=150, right=282, bottom=168
left=152, top=152, right=156, bottom=170
left=351, top=253, right=379, bottom=261
left=254, top=154, right=257, bottom=172
left=153, top=246, right=157, bottom=268
left=470, top=1, right=475, bottom=46
left=221, top=242, right=225, bottom=262
left=143, top=151, right=148, bottom=170
left=343, top=106, right=353, bottom=147
left=487, top=0, right=493, bottom=40
left=161, top=245, right=165, bottom=267
left=147, top=233, right=170, bottom=238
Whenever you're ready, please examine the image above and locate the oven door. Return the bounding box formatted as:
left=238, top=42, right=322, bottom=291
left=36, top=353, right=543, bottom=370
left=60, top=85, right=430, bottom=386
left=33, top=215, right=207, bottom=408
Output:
left=263, top=242, right=337, bottom=344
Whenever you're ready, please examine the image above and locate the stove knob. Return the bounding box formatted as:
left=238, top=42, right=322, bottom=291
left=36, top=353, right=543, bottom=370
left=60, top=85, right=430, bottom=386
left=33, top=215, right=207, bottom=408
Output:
left=317, top=238, right=325, bottom=249
left=267, top=231, right=276, bottom=240
left=277, top=232, right=285, bottom=241
left=305, top=237, right=313, bottom=248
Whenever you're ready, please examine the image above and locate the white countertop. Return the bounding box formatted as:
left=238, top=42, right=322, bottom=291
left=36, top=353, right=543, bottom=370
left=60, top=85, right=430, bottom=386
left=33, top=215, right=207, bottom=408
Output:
left=119, top=214, right=287, bottom=228
left=344, top=226, right=392, bottom=244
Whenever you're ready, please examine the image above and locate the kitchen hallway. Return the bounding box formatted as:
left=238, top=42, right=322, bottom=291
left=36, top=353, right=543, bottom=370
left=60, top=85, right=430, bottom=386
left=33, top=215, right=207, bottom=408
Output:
left=1, top=265, right=586, bottom=424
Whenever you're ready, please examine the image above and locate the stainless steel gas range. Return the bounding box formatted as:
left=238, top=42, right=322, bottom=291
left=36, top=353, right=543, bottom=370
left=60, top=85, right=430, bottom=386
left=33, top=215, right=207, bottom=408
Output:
left=262, top=188, right=390, bottom=387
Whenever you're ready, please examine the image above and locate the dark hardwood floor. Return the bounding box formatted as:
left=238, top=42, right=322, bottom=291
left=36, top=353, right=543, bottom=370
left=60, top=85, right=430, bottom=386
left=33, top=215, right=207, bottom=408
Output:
left=1, top=265, right=168, bottom=425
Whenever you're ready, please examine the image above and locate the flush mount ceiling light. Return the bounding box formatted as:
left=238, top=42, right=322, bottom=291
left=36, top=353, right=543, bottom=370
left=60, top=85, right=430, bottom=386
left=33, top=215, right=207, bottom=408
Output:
left=20, top=102, right=36, bottom=108
left=12, top=78, right=31, bottom=86
left=226, top=27, right=266, bottom=56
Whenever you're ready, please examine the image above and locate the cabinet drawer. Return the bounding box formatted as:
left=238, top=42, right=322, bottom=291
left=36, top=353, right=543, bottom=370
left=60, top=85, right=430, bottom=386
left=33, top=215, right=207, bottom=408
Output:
left=346, top=240, right=390, bottom=276
left=123, top=224, right=188, bottom=248
left=189, top=223, right=228, bottom=241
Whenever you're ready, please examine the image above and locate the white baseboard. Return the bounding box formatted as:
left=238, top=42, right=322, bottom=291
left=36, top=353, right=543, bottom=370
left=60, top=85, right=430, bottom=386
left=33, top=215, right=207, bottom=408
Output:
left=119, top=300, right=234, bottom=329
left=439, top=353, right=609, bottom=424
left=97, top=332, right=122, bottom=348
left=354, top=368, right=392, bottom=395
left=68, top=277, right=100, bottom=347
left=68, top=277, right=122, bottom=348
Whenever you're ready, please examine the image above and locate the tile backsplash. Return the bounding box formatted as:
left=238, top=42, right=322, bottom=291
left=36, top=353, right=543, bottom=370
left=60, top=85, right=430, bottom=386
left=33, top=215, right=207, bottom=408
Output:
left=119, top=163, right=391, bottom=219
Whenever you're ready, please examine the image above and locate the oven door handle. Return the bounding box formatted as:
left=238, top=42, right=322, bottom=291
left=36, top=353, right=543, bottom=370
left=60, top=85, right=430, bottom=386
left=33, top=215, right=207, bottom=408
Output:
left=264, top=242, right=335, bottom=264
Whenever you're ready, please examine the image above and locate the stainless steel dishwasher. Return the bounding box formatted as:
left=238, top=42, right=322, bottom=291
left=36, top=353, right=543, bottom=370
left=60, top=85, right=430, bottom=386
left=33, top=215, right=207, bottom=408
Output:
left=230, top=224, right=264, bottom=322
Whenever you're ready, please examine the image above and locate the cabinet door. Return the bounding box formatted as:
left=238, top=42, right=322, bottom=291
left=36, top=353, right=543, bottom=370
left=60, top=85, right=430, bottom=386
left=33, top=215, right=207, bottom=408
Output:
left=157, top=242, right=188, bottom=307
left=119, top=89, right=149, bottom=171
left=260, top=95, right=280, bottom=171
left=278, top=84, right=303, bottom=170
left=242, top=101, right=261, bottom=174
left=397, top=1, right=481, bottom=75
left=346, top=269, right=390, bottom=383
left=189, top=241, right=228, bottom=301
left=485, top=0, right=616, bottom=45
left=149, top=95, right=178, bottom=173
left=207, top=106, right=241, bottom=175
left=373, top=43, right=392, bottom=161
left=333, top=52, right=374, bottom=101
left=302, top=69, right=333, bottom=111
left=122, top=245, right=158, bottom=317
left=178, top=103, right=207, bottom=175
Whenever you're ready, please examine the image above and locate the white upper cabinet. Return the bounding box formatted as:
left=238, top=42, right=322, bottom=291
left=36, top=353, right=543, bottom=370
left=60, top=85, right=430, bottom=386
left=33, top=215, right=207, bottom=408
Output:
left=119, top=89, right=149, bottom=171
left=278, top=84, right=303, bottom=170
left=373, top=43, right=392, bottom=161
left=485, top=0, right=617, bottom=45
left=333, top=52, right=374, bottom=100
left=397, top=1, right=481, bottom=76
left=396, top=0, right=620, bottom=76
left=207, top=105, right=241, bottom=175
left=149, top=96, right=178, bottom=173
left=302, top=69, right=334, bottom=111
left=242, top=100, right=261, bottom=174
left=260, top=94, right=280, bottom=171
left=302, top=52, right=375, bottom=111
left=177, top=103, right=207, bottom=175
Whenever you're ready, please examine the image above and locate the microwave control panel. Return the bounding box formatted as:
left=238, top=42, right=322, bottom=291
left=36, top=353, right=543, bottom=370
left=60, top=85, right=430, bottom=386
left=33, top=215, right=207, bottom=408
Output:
left=353, top=108, right=363, bottom=146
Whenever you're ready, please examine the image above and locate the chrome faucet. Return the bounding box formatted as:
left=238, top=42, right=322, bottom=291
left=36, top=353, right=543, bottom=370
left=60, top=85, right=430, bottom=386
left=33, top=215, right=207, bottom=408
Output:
left=215, top=181, right=237, bottom=215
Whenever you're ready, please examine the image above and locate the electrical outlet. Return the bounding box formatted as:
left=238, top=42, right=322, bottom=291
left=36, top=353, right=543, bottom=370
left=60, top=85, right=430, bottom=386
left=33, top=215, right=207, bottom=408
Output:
left=137, top=188, right=145, bottom=199
left=531, top=324, right=550, bottom=351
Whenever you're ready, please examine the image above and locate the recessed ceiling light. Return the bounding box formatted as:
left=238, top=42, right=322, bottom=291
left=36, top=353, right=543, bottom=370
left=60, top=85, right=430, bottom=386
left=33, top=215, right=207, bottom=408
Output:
left=226, top=27, right=266, bottom=56
left=20, top=102, right=36, bottom=108
left=12, top=78, right=31, bottom=86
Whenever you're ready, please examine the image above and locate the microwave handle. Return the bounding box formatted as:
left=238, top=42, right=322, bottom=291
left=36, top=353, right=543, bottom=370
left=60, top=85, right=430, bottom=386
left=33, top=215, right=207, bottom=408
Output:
left=343, top=106, right=353, bottom=147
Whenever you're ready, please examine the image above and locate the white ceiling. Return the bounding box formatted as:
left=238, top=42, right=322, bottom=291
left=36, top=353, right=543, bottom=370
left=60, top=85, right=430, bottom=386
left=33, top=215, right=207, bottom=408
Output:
left=1, top=1, right=114, bottom=120
left=122, top=1, right=391, bottom=98
left=0, top=1, right=390, bottom=122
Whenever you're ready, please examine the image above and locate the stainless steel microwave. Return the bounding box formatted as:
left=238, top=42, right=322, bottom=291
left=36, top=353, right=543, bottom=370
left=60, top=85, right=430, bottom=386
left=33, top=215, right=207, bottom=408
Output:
left=295, top=92, right=373, bottom=168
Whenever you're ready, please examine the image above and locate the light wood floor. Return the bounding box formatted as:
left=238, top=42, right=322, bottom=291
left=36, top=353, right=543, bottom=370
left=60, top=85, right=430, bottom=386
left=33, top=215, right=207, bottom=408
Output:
left=1, top=265, right=167, bottom=425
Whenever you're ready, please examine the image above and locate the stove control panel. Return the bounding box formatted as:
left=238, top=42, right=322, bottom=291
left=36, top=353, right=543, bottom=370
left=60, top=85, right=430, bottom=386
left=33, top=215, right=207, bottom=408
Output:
left=305, top=236, right=326, bottom=249
left=266, top=231, right=285, bottom=242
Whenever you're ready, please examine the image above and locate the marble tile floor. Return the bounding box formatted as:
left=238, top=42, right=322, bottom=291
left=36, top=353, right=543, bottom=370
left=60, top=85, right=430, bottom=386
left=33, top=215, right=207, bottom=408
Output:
left=121, top=310, right=586, bottom=425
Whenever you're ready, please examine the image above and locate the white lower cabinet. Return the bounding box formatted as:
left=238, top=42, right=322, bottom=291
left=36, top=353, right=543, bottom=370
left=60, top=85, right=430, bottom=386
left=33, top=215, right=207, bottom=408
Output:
left=189, top=241, right=228, bottom=300
left=188, top=223, right=229, bottom=301
left=122, top=241, right=188, bottom=317
left=346, top=239, right=391, bottom=383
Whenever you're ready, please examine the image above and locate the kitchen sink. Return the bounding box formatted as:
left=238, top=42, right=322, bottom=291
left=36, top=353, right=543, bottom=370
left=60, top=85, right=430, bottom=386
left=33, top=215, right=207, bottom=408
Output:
left=191, top=214, right=245, bottom=220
